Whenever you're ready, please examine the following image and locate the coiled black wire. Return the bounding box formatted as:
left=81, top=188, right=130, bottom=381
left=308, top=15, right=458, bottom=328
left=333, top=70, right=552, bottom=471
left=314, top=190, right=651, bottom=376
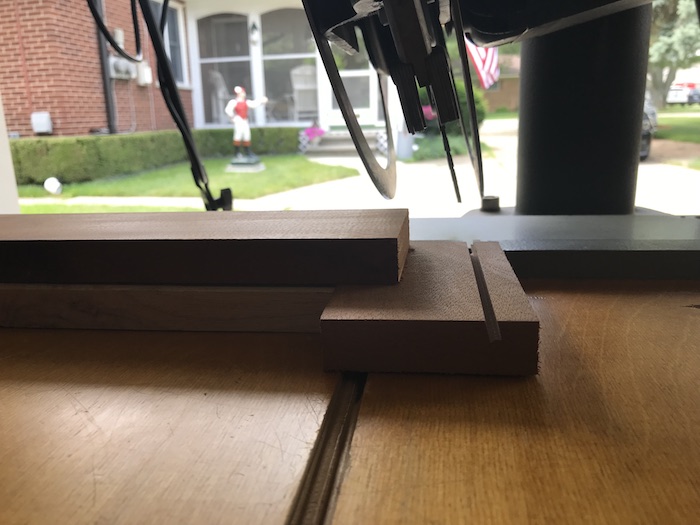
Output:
left=86, top=0, right=231, bottom=211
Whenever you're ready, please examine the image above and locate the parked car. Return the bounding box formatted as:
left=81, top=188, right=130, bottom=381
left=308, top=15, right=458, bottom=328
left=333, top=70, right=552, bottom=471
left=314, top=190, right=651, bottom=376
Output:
left=640, top=93, right=657, bottom=162
left=666, top=83, right=700, bottom=105
left=666, top=85, right=689, bottom=105
left=644, top=92, right=657, bottom=130
left=640, top=113, right=653, bottom=161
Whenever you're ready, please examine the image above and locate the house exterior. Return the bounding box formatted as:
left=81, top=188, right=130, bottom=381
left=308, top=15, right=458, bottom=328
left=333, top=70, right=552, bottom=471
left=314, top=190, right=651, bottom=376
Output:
left=0, top=0, right=391, bottom=138
left=0, top=0, right=190, bottom=136
left=481, top=54, right=520, bottom=112
left=0, top=1, right=516, bottom=142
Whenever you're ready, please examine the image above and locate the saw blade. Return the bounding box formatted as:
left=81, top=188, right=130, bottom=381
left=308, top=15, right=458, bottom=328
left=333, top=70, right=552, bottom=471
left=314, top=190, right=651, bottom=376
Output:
left=451, top=0, right=485, bottom=198
left=303, top=0, right=397, bottom=199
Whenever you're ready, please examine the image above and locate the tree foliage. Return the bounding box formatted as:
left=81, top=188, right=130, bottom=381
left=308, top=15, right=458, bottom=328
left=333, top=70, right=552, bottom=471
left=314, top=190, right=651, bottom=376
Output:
left=648, top=0, right=700, bottom=107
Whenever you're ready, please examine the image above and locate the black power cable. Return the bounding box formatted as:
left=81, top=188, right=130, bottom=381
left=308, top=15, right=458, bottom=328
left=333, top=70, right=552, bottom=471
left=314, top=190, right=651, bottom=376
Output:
left=86, top=0, right=232, bottom=211
left=86, top=0, right=142, bottom=62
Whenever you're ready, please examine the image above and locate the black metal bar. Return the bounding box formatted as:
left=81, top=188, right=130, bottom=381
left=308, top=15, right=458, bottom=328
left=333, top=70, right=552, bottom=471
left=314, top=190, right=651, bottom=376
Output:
left=94, top=0, right=116, bottom=134
left=516, top=4, right=652, bottom=215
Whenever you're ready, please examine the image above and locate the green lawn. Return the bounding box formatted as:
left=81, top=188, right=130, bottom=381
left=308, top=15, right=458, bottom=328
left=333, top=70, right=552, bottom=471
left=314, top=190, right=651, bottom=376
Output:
left=655, top=116, right=700, bottom=144
left=486, top=109, right=519, bottom=119
left=409, top=134, right=493, bottom=162
left=18, top=155, right=359, bottom=199
left=657, top=104, right=700, bottom=114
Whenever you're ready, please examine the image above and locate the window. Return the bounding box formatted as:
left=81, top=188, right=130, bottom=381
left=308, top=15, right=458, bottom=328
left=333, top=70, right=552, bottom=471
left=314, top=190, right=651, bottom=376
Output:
left=198, top=14, right=250, bottom=59
left=261, top=9, right=315, bottom=55
left=196, top=9, right=318, bottom=125
left=149, top=1, right=188, bottom=85
left=198, top=14, right=251, bottom=125
left=261, top=9, right=317, bottom=123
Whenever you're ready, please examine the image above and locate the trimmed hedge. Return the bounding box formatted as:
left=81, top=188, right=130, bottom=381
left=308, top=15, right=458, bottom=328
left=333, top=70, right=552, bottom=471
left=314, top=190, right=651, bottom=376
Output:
left=418, top=79, right=488, bottom=136
left=191, top=127, right=299, bottom=157
left=12, top=127, right=299, bottom=185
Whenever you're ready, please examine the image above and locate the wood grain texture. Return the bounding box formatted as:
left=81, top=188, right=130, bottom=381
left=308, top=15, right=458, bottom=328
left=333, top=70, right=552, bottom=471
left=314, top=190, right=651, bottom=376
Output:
left=321, top=241, right=538, bottom=375
left=472, top=242, right=538, bottom=325
left=328, top=281, right=700, bottom=524
left=472, top=241, right=539, bottom=360
left=0, top=284, right=333, bottom=333
left=0, top=329, right=337, bottom=525
left=0, top=209, right=409, bottom=286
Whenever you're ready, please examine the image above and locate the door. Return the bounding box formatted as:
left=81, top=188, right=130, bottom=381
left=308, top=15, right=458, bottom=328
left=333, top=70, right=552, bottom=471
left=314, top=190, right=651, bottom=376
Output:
left=328, top=34, right=381, bottom=127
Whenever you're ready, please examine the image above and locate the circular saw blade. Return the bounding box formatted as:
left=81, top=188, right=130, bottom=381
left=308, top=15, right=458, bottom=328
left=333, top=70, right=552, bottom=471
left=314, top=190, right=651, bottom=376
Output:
left=450, top=0, right=485, bottom=198
left=303, top=1, right=397, bottom=199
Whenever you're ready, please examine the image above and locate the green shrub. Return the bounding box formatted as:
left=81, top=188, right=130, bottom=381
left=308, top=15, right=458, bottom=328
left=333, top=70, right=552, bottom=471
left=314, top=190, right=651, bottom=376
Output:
left=192, top=127, right=298, bottom=157
left=11, top=132, right=184, bottom=185
left=250, top=127, right=300, bottom=154
left=12, top=128, right=299, bottom=185
left=418, top=79, right=488, bottom=135
left=410, top=134, right=469, bottom=161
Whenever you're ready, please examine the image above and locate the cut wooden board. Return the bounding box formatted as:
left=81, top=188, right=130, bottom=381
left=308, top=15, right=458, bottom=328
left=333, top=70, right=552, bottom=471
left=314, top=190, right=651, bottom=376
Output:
left=0, top=329, right=337, bottom=525
left=0, top=209, right=409, bottom=286
left=321, top=241, right=539, bottom=375
left=0, top=284, right=333, bottom=333
left=329, top=281, right=700, bottom=524
left=471, top=241, right=541, bottom=352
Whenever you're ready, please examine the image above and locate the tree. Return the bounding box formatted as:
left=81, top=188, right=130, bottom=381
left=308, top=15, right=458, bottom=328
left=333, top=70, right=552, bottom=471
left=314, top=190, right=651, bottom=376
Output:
left=648, top=0, right=700, bottom=108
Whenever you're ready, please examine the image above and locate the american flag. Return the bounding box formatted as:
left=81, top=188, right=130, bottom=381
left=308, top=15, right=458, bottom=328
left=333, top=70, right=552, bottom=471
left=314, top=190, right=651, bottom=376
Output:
left=464, top=37, right=500, bottom=90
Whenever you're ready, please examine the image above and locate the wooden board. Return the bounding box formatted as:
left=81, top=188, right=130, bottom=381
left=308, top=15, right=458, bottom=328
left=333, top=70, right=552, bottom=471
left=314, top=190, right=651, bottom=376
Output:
left=0, top=329, right=337, bottom=525
left=328, top=281, right=700, bottom=524
left=471, top=241, right=540, bottom=351
left=0, top=284, right=332, bottom=333
left=0, top=209, right=409, bottom=286
left=321, top=241, right=539, bottom=375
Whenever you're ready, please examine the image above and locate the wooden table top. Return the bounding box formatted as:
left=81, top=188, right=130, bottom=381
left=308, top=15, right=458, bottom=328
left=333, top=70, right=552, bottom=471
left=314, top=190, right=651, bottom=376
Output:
left=1, top=280, right=699, bottom=524
left=330, top=280, right=700, bottom=524
left=0, top=330, right=336, bottom=525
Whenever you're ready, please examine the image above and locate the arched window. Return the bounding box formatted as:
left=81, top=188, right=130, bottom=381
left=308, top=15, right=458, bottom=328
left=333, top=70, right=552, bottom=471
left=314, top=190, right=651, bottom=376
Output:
left=149, top=0, right=187, bottom=85
left=261, top=9, right=317, bottom=123
left=198, top=14, right=251, bottom=124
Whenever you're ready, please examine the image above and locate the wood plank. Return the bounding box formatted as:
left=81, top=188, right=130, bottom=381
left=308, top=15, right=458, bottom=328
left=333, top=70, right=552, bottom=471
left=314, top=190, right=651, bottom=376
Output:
left=0, top=329, right=337, bottom=525
left=0, top=209, right=409, bottom=286
left=328, top=281, right=700, bottom=524
left=321, top=241, right=538, bottom=375
left=472, top=241, right=540, bottom=359
left=0, top=284, right=332, bottom=333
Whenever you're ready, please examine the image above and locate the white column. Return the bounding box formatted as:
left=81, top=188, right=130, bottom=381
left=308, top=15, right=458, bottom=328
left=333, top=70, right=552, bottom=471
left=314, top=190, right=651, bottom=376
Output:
left=386, top=78, right=403, bottom=149
left=316, top=49, right=332, bottom=130
left=248, top=13, right=266, bottom=125
left=187, top=14, right=206, bottom=128
left=0, top=92, right=20, bottom=214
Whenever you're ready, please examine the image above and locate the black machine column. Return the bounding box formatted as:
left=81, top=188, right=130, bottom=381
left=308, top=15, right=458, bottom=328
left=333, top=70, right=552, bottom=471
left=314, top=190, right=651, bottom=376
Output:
left=516, top=5, right=652, bottom=215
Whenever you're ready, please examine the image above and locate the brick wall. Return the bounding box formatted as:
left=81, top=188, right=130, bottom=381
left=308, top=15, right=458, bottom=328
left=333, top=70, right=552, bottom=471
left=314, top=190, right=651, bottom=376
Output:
left=0, top=0, right=193, bottom=137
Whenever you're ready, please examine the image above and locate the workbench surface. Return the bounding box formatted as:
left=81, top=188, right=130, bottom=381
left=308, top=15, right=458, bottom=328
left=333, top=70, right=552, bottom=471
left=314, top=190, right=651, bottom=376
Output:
left=1, top=281, right=699, bottom=524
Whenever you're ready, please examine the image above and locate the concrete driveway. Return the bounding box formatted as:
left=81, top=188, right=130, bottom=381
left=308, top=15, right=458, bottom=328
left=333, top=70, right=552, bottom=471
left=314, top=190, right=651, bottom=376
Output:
left=21, top=117, right=699, bottom=216
left=238, top=117, right=700, bottom=216
left=235, top=119, right=517, bottom=217
left=478, top=118, right=700, bottom=216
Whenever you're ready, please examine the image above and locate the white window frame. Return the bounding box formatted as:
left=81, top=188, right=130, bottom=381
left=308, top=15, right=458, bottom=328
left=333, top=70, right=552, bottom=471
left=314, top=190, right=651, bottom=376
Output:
left=189, top=7, right=322, bottom=129
left=149, top=0, right=190, bottom=88
left=194, top=12, right=254, bottom=128
left=259, top=9, right=318, bottom=126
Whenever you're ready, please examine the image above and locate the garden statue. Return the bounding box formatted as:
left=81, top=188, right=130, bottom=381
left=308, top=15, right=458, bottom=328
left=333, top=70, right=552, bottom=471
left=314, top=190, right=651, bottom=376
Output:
left=225, top=86, right=268, bottom=166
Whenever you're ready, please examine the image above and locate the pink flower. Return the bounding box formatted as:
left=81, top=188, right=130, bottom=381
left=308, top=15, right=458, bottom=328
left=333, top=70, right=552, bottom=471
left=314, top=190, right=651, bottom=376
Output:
left=304, top=126, right=325, bottom=140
